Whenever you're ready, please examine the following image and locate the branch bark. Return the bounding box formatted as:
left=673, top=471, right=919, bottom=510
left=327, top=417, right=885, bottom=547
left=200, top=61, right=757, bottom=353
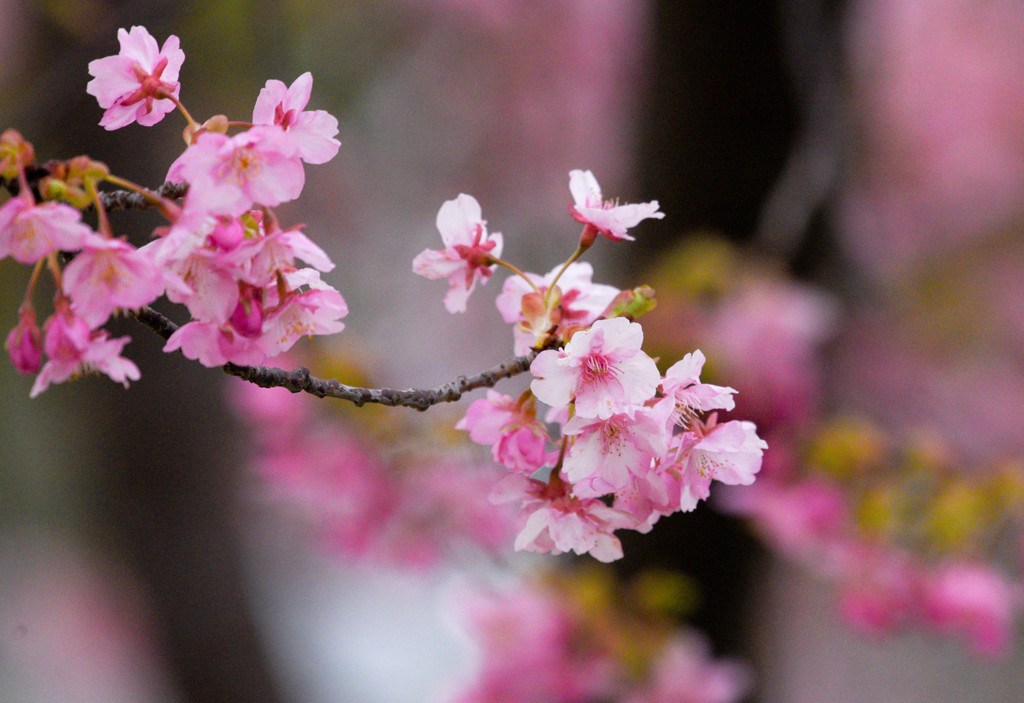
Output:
left=133, top=305, right=544, bottom=411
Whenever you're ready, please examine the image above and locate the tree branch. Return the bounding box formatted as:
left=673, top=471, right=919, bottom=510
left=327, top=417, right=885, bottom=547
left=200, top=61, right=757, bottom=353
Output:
left=1, top=174, right=188, bottom=211
left=98, top=181, right=189, bottom=211
left=132, top=305, right=543, bottom=411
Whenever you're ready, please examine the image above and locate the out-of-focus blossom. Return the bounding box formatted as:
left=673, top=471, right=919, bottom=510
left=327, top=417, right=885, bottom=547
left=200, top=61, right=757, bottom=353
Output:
left=0, top=196, right=91, bottom=264
left=921, top=562, right=1020, bottom=657
left=86, top=26, right=185, bottom=130
left=5, top=305, right=43, bottom=374
left=841, top=0, right=1024, bottom=279
left=624, top=633, right=752, bottom=703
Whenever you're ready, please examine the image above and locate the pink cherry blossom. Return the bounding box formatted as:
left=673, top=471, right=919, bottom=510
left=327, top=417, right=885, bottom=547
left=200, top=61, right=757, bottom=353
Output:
left=163, top=319, right=268, bottom=367
left=86, top=26, right=185, bottom=130
left=252, top=72, right=340, bottom=164
left=412, top=193, right=503, bottom=313
left=491, top=473, right=632, bottom=562
left=0, top=196, right=91, bottom=264
left=671, top=419, right=766, bottom=511
left=62, top=232, right=169, bottom=328
left=530, top=317, right=660, bottom=419
left=456, top=390, right=549, bottom=474
left=661, top=349, right=736, bottom=425
left=29, top=303, right=140, bottom=397
left=259, top=284, right=348, bottom=357
left=5, top=305, right=43, bottom=374
left=569, top=169, right=664, bottom=242
left=167, top=126, right=304, bottom=217
left=562, top=404, right=671, bottom=498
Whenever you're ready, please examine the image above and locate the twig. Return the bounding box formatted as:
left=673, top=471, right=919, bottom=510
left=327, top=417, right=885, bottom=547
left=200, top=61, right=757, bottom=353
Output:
left=132, top=305, right=544, bottom=411
left=98, top=181, right=189, bottom=211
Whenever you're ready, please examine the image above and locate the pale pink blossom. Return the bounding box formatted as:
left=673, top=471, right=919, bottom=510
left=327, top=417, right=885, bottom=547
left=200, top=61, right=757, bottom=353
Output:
left=412, top=193, right=503, bottom=313
left=491, top=473, right=632, bottom=562
left=86, top=26, right=184, bottom=130
left=0, top=196, right=91, bottom=264
left=163, top=319, right=267, bottom=367
left=456, top=390, right=549, bottom=474
left=661, top=350, right=736, bottom=425
left=5, top=305, right=43, bottom=374
left=530, top=317, right=660, bottom=419
left=167, top=126, right=304, bottom=217
left=240, top=222, right=335, bottom=287
left=259, top=284, right=348, bottom=357
left=30, top=303, right=140, bottom=397
left=672, top=419, right=766, bottom=511
left=562, top=404, right=671, bottom=498
left=252, top=72, right=340, bottom=164
left=62, top=232, right=169, bottom=328
left=569, top=169, right=664, bottom=242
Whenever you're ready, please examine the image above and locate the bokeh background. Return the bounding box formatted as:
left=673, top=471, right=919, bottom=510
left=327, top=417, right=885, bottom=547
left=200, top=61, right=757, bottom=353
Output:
left=3, top=1, right=1024, bottom=701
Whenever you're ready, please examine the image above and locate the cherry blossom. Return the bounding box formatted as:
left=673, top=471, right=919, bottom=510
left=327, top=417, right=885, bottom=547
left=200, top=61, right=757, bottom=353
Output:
left=530, top=317, right=660, bottom=420
left=86, top=26, right=185, bottom=130
left=456, top=390, right=549, bottom=474
left=670, top=418, right=767, bottom=511
left=569, top=168, right=664, bottom=242
left=661, top=349, right=737, bottom=424
left=413, top=193, right=503, bottom=313
left=252, top=72, right=340, bottom=165
left=922, top=562, right=1020, bottom=656
left=62, top=232, right=172, bottom=328
left=491, top=473, right=632, bottom=562
left=625, top=633, right=752, bottom=703
left=30, top=302, right=140, bottom=397
left=0, top=196, right=91, bottom=264
left=562, top=404, right=671, bottom=498
left=167, top=126, right=304, bottom=217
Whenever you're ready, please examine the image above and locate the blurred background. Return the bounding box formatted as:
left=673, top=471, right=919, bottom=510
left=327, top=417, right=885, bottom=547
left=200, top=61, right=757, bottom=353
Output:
left=3, top=1, right=1024, bottom=701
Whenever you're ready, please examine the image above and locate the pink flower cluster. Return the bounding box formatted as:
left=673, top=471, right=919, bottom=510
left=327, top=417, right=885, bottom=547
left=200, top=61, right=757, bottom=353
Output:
left=233, top=382, right=515, bottom=569
left=2, top=27, right=345, bottom=394
left=727, top=480, right=1023, bottom=656
left=441, top=179, right=765, bottom=562
left=448, top=581, right=750, bottom=703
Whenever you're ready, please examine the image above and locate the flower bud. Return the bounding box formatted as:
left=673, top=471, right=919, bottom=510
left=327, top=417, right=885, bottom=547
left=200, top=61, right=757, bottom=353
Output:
left=5, top=306, right=43, bottom=374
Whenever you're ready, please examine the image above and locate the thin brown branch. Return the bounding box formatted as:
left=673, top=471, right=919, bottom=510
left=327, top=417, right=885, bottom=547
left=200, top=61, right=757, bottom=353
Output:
left=132, top=305, right=544, bottom=411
